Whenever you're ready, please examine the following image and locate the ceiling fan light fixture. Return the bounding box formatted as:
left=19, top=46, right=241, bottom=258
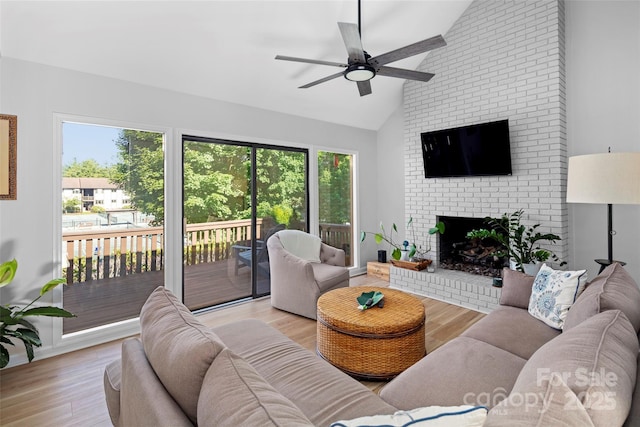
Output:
left=344, top=63, right=375, bottom=82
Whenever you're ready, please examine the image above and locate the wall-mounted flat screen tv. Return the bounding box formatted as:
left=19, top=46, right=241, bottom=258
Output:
left=421, top=119, right=512, bottom=178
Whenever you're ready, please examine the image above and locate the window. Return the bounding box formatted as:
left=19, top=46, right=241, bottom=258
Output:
left=61, top=122, right=165, bottom=334
left=318, top=151, right=354, bottom=267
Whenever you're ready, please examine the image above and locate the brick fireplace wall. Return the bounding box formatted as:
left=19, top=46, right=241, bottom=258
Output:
left=404, top=0, right=567, bottom=265
left=394, top=0, right=567, bottom=311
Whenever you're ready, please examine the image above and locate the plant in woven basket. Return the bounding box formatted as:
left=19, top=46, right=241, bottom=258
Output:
left=0, top=259, right=76, bottom=368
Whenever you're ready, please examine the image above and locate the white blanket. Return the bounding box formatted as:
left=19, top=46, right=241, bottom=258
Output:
left=278, top=230, right=322, bottom=263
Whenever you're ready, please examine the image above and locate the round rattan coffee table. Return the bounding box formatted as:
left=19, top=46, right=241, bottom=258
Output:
left=316, top=286, right=426, bottom=380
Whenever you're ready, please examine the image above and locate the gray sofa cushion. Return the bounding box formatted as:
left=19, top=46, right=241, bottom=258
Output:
left=491, top=310, right=639, bottom=426
left=213, top=319, right=396, bottom=426
left=380, top=336, right=527, bottom=410
left=564, top=262, right=640, bottom=332
left=140, top=286, right=226, bottom=424
left=500, top=268, right=535, bottom=309
left=624, top=352, right=640, bottom=427
left=461, top=306, right=560, bottom=360
left=484, top=372, right=596, bottom=426
left=197, top=348, right=313, bottom=426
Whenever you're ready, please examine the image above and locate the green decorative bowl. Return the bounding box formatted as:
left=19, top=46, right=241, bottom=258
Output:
left=357, top=291, right=384, bottom=310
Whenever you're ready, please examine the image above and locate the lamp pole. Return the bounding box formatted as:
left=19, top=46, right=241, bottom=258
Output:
left=607, top=203, right=613, bottom=263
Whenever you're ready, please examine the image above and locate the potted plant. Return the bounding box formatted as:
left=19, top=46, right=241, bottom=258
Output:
left=361, top=218, right=445, bottom=262
left=466, top=209, right=565, bottom=275
left=0, top=259, right=76, bottom=368
left=406, top=217, right=445, bottom=261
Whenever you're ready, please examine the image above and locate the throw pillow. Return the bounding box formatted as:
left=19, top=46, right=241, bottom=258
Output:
left=140, top=286, right=227, bottom=424
left=527, top=264, right=587, bottom=329
left=197, top=348, right=314, bottom=426
left=564, top=262, right=640, bottom=332
left=499, top=268, right=535, bottom=309
left=330, top=405, right=487, bottom=427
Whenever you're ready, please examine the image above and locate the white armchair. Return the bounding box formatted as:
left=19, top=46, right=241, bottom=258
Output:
left=267, top=230, right=349, bottom=319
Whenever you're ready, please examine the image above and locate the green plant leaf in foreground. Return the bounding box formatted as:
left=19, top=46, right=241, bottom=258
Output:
left=0, top=258, right=76, bottom=368
left=21, top=307, right=76, bottom=318
left=39, top=278, right=66, bottom=296
left=0, top=259, right=17, bottom=287
left=0, top=346, right=10, bottom=369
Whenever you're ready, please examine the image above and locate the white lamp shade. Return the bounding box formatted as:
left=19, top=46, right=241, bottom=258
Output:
left=567, top=152, right=640, bottom=205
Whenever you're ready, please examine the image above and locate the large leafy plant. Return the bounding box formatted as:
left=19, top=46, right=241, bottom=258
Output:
left=361, top=218, right=445, bottom=261
left=466, top=210, right=565, bottom=273
left=0, top=259, right=75, bottom=368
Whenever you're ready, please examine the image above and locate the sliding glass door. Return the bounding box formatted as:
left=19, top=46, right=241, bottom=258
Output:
left=182, top=136, right=308, bottom=310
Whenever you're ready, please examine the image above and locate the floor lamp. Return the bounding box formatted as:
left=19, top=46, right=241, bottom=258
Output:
left=566, top=152, right=640, bottom=273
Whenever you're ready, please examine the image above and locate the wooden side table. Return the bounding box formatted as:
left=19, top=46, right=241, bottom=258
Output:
left=367, top=261, right=390, bottom=282
left=316, top=286, right=425, bottom=380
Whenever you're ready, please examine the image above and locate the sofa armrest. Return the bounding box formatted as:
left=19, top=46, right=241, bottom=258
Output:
left=320, top=243, right=346, bottom=267
left=104, top=359, right=122, bottom=426
left=120, top=338, right=193, bottom=427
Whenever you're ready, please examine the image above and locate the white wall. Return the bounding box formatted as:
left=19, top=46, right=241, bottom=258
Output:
left=566, top=0, right=640, bottom=283
left=364, top=106, right=406, bottom=262
left=0, top=57, right=377, bottom=365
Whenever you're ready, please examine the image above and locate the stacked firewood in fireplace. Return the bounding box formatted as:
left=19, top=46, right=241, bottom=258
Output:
left=439, top=238, right=507, bottom=277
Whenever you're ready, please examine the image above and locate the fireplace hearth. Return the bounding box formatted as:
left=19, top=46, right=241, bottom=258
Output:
left=438, top=216, right=508, bottom=277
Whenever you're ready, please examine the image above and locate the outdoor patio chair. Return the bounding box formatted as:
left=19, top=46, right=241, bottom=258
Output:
left=232, top=224, right=285, bottom=277
left=267, top=229, right=349, bottom=319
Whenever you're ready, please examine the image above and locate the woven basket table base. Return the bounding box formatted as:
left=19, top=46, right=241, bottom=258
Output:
left=316, top=286, right=426, bottom=380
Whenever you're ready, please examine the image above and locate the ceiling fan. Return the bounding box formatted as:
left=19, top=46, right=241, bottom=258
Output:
left=275, top=0, right=447, bottom=97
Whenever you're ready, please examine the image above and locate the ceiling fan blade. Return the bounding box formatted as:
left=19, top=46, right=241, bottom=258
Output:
left=338, top=22, right=366, bottom=63
left=372, top=35, right=446, bottom=66
left=299, top=71, right=345, bottom=89
left=377, top=66, right=435, bottom=82
left=275, top=55, right=347, bottom=68
left=357, top=80, right=372, bottom=97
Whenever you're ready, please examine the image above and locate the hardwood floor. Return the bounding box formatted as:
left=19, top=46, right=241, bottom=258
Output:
left=0, top=274, right=485, bottom=426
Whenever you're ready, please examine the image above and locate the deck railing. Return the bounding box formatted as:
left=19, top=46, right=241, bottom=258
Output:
left=63, top=220, right=352, bottom=284
left=63, top=225, right=165, bottom=284
left=319, top=223, right=352, bottom=263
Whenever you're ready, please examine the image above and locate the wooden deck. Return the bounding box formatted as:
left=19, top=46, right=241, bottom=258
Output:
left=63, top=260, right=267, bottom=334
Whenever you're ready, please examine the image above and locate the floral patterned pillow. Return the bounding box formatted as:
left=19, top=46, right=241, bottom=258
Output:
left=528, top=264, right=588, bottom=330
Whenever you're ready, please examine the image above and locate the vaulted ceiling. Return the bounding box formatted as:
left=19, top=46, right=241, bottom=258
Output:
left=0, top=1, right=471, bottom=130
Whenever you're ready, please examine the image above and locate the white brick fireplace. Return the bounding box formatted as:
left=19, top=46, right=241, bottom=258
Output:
left=391, top=0, right=568, bottom=312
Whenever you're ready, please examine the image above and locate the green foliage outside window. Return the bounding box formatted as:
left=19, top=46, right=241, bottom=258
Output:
left=318, top=152, right=351, bottom=225
left=63, top=130, right=351, bottom=230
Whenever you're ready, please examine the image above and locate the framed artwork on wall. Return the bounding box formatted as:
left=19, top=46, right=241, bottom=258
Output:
left=0, top=114, right=17, bottom=200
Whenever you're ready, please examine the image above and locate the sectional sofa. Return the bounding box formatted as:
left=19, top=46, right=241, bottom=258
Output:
left=103, top=262, right=640, bottom=426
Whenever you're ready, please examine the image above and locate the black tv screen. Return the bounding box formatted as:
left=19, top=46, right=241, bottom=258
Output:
left=421, top=119, right=512, bottom=178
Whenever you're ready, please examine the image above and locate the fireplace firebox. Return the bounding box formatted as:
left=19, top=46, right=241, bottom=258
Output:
left=438, top=216, right=508, bottom=277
